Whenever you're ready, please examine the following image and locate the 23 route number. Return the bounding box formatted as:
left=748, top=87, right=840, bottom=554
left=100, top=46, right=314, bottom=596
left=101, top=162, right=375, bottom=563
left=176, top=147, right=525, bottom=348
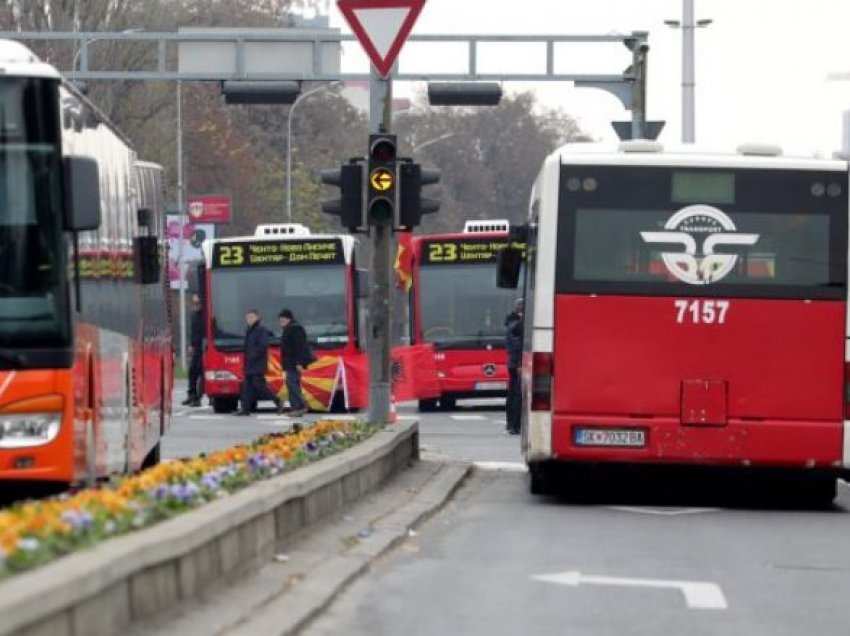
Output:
left=428, top=243, right=458, bottom=262
left=675, top=299, right=729, bottom=324
left=219, top=245, right=245, bottom=266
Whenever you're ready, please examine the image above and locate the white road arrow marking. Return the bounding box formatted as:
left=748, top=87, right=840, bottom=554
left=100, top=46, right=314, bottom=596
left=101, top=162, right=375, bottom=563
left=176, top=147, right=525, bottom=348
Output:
left=533, top=571, right=727, bottom=610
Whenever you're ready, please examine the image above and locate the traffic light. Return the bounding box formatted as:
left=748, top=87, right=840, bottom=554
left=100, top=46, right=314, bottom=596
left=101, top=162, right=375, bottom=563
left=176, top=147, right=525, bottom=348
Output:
left=320, top=163, right=363, bottom=231
left=367, top=134, right=397, bottom=223
left=398, top=162, right=441, bottom=229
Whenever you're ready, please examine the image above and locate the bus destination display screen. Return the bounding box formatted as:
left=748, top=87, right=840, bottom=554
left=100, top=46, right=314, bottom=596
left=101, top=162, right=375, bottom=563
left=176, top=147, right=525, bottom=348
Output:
left=671, top=171, right=736, bottom=205
left=212, top=238, right=344, bottom=268
left=421, top=238, right=524, bottom=265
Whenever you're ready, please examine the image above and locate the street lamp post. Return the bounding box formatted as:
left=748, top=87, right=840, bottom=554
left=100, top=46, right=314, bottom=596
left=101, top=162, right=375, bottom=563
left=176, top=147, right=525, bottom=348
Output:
left=412, top=132, right=455, bottom=153
left=665, top=0, right=712, bottom=143
left=286, top=81, right=342, bottom=223
left=71, top=29, right=143, bottom=84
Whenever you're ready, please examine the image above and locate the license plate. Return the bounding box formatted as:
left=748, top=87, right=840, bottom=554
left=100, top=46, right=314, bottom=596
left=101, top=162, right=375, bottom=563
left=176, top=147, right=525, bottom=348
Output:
left=573, top=428, right=646, bottom=448
left=475, top=381, right=506, bottom=391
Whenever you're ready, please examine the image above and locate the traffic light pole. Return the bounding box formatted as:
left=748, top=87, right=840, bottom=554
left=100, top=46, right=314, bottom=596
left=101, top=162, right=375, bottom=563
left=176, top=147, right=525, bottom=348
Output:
left=368, top=69, right=393, bottom=423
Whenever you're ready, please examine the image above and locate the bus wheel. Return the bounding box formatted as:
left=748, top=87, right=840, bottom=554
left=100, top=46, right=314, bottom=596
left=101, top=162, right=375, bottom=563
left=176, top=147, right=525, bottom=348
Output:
left=797, top=475, right=836, bottom=509
left=529, top=463, right=552, bottom=496
left=141, top=442, right=161, bottom=470
left=418, top=398, right=438, bottom=412
left=439, top=396, right=457, bottom=411
left=212, top=396, right=238, bottom=414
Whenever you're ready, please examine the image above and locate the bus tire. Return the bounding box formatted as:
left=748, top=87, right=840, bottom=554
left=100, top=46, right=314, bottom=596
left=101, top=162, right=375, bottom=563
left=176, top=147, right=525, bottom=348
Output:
left=439, top=396, right=457, bottom=411
left=529, top=463, right=552, bottom=496
left=141, top=442, right=161, bottom=470
left=418, top=398, right=438, bottom=412
left=212, top=396, right=238, bottom=414
left=798, top=475, right=836, bottom=509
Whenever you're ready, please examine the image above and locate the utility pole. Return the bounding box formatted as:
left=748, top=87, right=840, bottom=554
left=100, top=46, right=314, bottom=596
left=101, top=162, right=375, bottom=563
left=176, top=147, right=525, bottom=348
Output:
left=368, top=67, right=393, bottom=423
left=682, top=0, right=695, bottom=143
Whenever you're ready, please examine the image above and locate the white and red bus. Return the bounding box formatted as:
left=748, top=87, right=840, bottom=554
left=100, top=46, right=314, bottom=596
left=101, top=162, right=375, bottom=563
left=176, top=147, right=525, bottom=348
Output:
left=200, top=224, right=372, bottom=413
left=410, top=221, right=523, bottom=411
left=499, top=140, right=849, bottom=502
left=0, top=41, right=172, bottom=490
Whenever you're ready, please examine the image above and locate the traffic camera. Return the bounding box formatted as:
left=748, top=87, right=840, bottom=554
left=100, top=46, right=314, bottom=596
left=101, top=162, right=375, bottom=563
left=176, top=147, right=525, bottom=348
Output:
left=398, top=163, right=441, bottom=229
left=367, top=134, right=397, bottom=223
left=320, top=163, right=363, bottom=232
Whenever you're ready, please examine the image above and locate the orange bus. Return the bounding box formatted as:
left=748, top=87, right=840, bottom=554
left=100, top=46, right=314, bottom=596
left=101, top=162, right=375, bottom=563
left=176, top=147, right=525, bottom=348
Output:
left=0, top=41, right=172, bottom=491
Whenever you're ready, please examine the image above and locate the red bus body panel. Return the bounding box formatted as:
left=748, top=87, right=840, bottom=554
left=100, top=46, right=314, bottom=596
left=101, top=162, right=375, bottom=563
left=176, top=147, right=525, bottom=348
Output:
left=551, top=295, right=845, bottom=468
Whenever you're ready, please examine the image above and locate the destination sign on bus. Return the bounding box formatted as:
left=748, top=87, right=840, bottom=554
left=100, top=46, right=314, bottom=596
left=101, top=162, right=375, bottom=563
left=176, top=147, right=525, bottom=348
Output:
left=421, top=239, right=525, bottom=265
left=212, top=238, right=344, bottom=268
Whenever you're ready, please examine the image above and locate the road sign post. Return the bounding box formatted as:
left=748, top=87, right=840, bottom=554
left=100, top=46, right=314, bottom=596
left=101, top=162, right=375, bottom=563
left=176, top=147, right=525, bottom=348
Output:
left=338, top=0, right=425, bottom=423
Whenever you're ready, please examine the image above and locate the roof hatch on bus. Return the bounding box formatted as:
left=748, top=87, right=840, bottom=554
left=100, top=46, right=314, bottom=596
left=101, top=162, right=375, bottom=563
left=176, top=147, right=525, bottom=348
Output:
left=463, top=219, right=509, bottom=234
left=255, top=223, right=311, bottom=237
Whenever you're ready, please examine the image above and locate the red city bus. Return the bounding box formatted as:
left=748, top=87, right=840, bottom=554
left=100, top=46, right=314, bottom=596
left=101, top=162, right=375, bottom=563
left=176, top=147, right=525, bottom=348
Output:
left=0, top=42, right=172, bottom=489
left=200, top=224, right=373, bottom=413
left=410, top=220, right=524, bottom=411
left=500, top=141, right=850, bottom=502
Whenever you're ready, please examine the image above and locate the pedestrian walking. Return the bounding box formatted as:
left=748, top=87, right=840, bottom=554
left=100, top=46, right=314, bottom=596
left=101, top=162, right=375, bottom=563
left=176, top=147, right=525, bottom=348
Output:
left=182, top=294, right=204, bottom=407
left=236, top=308, right=281, bottom=416
left=505, top=298, right=524, bottom=435
left=279, top=308, right=311, bottom=417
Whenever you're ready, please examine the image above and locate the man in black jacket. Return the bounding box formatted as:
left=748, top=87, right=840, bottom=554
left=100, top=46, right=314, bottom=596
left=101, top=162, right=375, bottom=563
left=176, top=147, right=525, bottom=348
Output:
left=237, top=308, right=281, bottom=416
left=505, top=298, right=524, bottom=435
left=182, top=294, right=204, bottom=407
left=278, top=308, right=309, bottom=417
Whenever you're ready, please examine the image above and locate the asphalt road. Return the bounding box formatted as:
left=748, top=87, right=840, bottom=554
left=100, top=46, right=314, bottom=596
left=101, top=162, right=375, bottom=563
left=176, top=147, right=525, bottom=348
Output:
left=128, top=388, right=850, bottom=634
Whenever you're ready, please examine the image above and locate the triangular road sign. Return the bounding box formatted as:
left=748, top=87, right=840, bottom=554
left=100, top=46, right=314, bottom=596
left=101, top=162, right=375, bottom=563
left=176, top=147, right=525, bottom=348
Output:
left=338, top=0, right=426, bottom=78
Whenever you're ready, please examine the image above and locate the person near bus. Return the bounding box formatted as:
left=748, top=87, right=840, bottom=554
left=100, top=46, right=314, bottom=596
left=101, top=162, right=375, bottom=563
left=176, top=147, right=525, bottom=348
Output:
left=182, top=293, right=204, bottom=407
left=505, top=298, right=524, bottom=435
left=279, top=308, right=310, bottom=417
left=236, top=308, right=281, bottom=416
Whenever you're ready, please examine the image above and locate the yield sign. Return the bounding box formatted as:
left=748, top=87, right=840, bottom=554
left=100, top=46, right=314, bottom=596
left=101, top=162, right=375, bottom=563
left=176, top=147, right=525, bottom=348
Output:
left=338, top=0, right=426, bottom=78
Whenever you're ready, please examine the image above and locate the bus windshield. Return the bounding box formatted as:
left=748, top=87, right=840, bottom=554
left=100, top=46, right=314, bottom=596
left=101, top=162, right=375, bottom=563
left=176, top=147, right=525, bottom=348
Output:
left=0, top=77, right=69, bottom=351
left=210, top=264, right=348, bottom=351
left=419, top=263, right=521, bottom=349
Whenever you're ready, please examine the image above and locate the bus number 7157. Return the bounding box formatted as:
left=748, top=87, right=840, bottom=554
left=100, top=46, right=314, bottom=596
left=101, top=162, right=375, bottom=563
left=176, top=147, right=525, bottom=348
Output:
left=674, top=299, right=730, bottom=324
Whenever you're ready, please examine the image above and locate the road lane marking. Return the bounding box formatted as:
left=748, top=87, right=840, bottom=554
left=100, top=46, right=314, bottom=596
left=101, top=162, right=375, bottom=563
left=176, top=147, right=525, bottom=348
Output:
left=473, top=461, right=528, bottom=473
left=533, top=571, right=727, bottom=610
left=188, top=415, right=225, bottom=420
left=451, top=415, right=487, bottom=421
left=606, top=506, right=721, bottom=516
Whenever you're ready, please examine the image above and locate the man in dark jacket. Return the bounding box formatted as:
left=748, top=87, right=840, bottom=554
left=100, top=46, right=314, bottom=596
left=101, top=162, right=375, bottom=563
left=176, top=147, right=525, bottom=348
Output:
left=505, top=298, right=524, bottom=435
left=279, top=308, right=309, bottom=417
left=182, top=294, right=204, bottom=407
left=237, top=309, right=281, bottom=416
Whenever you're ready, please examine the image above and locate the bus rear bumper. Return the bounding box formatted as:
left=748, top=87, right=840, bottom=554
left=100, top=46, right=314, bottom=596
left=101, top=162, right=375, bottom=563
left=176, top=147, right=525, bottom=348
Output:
left=547, top=415, right=845, bottom=471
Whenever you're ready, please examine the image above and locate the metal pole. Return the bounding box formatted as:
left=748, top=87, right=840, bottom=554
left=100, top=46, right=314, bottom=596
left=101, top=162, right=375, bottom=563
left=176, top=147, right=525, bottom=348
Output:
left=682, top=0, right=696, bottom=143
left=177, top=80, right=187, bottom=371
left=368, top=68, right=392, bottom=424
left=287, top=81, right=342, bottom=223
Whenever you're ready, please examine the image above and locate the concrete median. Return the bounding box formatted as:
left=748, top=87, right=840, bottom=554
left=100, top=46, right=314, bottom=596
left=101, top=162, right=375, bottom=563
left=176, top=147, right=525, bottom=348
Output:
left=0, top=421, right=418, bottom=636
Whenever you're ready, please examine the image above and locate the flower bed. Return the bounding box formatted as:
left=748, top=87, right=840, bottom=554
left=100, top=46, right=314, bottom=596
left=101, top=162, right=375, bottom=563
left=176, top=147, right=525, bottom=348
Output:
left=0, top=420, right=377, bottom=579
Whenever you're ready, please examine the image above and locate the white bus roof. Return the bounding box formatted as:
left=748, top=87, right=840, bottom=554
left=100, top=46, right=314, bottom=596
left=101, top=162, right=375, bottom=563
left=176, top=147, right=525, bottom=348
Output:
left=549, top=140, right=849, bottom=172
left=0, top=40, right=60, bottom=79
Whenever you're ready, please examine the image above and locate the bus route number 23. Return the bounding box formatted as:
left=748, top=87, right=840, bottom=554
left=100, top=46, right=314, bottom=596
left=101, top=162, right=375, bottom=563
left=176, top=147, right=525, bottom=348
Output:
left=428, top=243, right=458, bottom=262
left=219, top=245, right=245, bottom=266
left=674, top=299, right=729, bottom=324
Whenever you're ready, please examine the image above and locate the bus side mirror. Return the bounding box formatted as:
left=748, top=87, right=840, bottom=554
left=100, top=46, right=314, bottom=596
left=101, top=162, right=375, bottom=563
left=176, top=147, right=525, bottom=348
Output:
left=63, top=156, right=101, bottom=232
left=497, top=247, right=522, bottom=289
left=134, top=236, right=160, bottom=284
left=356, top=268, right=370, bottom=299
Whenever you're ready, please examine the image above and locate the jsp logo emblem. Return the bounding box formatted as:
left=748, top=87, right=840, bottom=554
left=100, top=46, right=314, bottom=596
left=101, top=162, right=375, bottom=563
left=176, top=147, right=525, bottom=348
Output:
left=641, top=205, right=759, bottom=285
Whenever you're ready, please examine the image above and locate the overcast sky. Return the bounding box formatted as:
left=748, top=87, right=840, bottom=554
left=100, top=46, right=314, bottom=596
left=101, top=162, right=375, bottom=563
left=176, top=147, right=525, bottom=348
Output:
left=325, top=0, right=850, bottom=154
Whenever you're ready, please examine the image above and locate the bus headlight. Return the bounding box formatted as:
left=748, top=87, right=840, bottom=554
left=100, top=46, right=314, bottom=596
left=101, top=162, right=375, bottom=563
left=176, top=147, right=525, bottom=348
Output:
left=0, top=413, right=61, bottom=448
left=205, top=370, right=239, bottom=382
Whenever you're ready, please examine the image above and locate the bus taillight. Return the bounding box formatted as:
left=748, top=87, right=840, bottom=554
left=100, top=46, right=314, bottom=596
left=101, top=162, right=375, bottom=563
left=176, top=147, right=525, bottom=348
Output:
left=531, top=352, right=553, bottom=411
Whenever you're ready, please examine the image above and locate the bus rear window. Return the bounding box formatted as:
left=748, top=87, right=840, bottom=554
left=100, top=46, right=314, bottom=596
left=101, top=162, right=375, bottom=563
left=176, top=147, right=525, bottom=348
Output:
left=556, top=165, right=847, bottom=299
left=573, top=208, right=831, bottom=287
